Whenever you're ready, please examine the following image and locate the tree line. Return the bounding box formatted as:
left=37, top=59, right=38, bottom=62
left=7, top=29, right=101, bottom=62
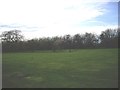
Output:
left=0, top=28, right=119, bottom=52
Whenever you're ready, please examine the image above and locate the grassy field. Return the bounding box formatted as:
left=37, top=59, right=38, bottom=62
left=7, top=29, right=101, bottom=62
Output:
left=2, top=49, right=118, bottom=88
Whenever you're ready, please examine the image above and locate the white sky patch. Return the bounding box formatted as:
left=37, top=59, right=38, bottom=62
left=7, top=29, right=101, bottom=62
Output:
left=0, top=0, right=118, bottom=39
left=22, top=24, right=118, bottom=40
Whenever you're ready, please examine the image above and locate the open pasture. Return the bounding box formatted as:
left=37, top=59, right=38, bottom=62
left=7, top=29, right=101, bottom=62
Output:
left=2, top=49, right=118, bottom=88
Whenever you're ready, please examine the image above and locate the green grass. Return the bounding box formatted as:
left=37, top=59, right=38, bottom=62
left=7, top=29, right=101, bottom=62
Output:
left=2, top=49, right=118, bottom=88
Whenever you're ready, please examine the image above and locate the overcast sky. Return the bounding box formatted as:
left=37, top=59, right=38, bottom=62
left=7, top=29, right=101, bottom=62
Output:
left=0, top=0, right=119, bottom=39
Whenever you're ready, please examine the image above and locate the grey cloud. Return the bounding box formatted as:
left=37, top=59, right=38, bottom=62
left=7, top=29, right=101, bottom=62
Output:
left=0, top=24, right=25, bottom=28
left=0, top=24, right=40, bottom=29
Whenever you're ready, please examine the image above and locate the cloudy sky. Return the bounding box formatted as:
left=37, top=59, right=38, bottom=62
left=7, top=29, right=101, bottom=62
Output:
left=0, top=0, right=119, bottom=39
